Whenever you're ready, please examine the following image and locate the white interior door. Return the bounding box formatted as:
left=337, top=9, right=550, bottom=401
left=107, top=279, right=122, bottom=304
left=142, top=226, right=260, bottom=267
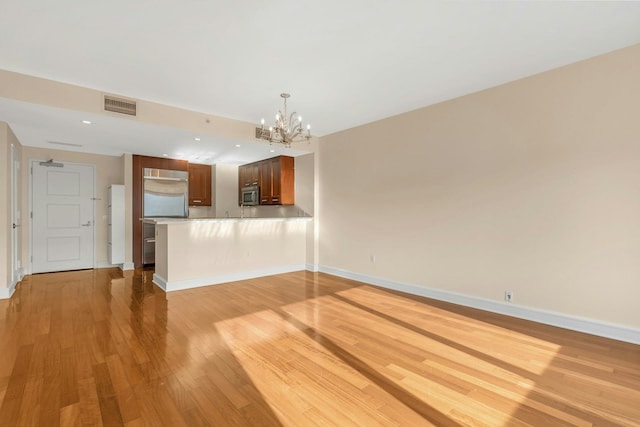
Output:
left=31, top=160, right=95, bottom=273
left=11, top=145, right=21, bottom=284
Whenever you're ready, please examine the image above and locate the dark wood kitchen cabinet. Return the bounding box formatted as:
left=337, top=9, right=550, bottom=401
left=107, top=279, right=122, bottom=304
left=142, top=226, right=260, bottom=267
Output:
left=238, top=155, right=294, bottom=205
left=268, top=156, right=294, bottom=205
left=238, top=163, right=259, bottom=188
left=259, top=161, right=272, bottom=204
left=188, top=163, right=212, bottom=206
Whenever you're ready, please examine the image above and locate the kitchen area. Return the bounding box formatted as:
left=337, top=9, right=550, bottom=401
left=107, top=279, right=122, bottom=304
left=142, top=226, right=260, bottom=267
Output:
left=131, top=153, right=315, bottom=292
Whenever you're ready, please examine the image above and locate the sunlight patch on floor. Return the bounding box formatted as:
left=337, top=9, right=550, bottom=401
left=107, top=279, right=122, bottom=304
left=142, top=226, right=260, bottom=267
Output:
left=211, top=289, right=570, bottom=426
left=336, top=285, right=562, bottom=375
left=215, top=307, right=438, bottom=426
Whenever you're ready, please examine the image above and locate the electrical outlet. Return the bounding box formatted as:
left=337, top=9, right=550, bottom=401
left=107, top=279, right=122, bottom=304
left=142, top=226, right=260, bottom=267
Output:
left=504, top=290, right=513, bottom=303
left=370, top=254, right=376, bottom=263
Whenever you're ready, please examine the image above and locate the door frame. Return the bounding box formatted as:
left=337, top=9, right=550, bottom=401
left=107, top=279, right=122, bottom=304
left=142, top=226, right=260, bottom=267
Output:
left=10, top=144, right=22, bottom=286
left=29, top=159, right=97, bottom=273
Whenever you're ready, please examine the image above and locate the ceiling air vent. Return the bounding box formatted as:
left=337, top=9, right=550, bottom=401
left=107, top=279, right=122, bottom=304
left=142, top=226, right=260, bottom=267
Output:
left=255, top=127, right=270, bottom=140
left=104, top=95, right=137, bottom=116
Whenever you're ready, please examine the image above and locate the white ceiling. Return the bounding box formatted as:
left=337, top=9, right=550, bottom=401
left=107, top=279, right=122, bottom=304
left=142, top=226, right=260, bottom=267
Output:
left=1, top=1, right=640, bottom=163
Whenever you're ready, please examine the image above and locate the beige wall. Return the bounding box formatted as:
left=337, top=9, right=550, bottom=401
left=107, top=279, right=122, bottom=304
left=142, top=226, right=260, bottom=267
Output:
left=319, top=44, right=640, bottom=329
left=22, top=147, right=124, bottom=270
left=214, top=164, right=241, bottom=218
left=294, top=153, right=315, bottom=216
left=294, top=152, right=320, bottom=267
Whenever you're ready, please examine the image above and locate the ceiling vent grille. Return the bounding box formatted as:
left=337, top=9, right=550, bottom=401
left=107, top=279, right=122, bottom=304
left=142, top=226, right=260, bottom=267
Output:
left=255, top=127, right=270, bottom=140
left=104, top=95, right=137, bottom=116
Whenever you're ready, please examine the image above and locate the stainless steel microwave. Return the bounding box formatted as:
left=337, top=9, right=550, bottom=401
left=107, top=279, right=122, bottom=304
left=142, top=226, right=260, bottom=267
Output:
left=241, top=185, right=259, bottom=206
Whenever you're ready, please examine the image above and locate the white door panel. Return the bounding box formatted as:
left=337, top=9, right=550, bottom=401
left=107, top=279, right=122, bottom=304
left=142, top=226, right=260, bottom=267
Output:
left=32, top=161, right=95, bottom=273
left=47, top=204, right=81, bottom=227
left=46, top=237, right=81, bottom=261
left=47, top=170, right=81, bottom=195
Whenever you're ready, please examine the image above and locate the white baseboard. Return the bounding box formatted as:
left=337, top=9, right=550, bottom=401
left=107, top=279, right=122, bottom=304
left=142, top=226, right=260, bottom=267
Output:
left=0, top=279, right=19, bottom=299
left=153, top=264, right=307, bottom=293
left=95, top=261, right=134, bottom=271
left=319, top=265, right=640, bottom=345
left=96, top=261, right=118, bottom=269
left=152, top=274, right=168, bottom=292
left=305, top=263, right=319, bottom=272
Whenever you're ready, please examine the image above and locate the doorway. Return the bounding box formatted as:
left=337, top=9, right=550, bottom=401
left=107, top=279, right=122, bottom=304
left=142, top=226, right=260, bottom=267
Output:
left=31, top=160, right=96, bottom=273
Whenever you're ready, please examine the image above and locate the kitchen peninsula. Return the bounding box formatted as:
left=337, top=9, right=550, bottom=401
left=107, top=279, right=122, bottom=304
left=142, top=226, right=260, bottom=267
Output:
left=147, top=216, right=312, bottom=292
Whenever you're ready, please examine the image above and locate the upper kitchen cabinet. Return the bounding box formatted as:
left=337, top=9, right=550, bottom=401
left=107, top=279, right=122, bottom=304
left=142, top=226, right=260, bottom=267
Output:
left=238, top=155, right=294, bottom=206
left=188, top=163, right=212, bottom=206
left=268, top=156, right=294, bottom=205
left=259, top=160, right=272, bottom=204
left=239, top=163, right=259, bottom=188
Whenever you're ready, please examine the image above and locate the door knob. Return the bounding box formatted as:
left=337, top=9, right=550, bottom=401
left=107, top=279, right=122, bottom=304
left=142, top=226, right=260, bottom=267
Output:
left=12, top=223, right=20, bottom=229
left=81, top=221, right=92, bottom=227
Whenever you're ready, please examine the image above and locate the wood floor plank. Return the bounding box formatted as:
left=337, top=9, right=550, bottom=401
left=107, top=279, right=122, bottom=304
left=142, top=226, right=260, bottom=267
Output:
left=59, top=403, right=82, bottom=427
left=0, top=268, right=638, bottom=426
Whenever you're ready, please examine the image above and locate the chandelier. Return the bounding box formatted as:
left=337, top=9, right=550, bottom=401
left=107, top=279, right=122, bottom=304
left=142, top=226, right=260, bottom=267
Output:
left=257, top=93, right=311, bottom=147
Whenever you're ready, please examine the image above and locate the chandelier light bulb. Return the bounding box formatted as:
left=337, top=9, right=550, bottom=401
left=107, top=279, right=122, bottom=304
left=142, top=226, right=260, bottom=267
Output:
left=261, top=118, right=265, bottom=125
left=307, top=124, right=311, bottom=130
left=298, top=116, right=302, bottom=122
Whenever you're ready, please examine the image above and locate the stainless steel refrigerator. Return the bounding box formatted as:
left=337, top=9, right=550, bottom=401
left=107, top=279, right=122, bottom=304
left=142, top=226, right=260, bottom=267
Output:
left=142, top=168, right=188, bottom=264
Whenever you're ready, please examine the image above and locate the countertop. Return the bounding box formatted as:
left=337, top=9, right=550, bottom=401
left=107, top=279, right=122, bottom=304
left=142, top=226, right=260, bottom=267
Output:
left=142, top=216, right=312, bottom=225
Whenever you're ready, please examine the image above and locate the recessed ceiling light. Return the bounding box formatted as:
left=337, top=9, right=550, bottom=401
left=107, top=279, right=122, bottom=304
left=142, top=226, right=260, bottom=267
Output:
left=81, top=120, right=92, bottom=124
left=269, top=149, right=275, bottom=153
left=176, top=152, right=184, bottom=156
left=162, top=153, right=168, bottom=157
left=235, top=144, right=241, bottom=148
left=194, top=137, right=201, bottom=141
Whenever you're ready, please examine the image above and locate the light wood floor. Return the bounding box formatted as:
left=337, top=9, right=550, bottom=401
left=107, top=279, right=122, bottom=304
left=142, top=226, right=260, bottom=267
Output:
left=0, top=269, right=638, bottom=426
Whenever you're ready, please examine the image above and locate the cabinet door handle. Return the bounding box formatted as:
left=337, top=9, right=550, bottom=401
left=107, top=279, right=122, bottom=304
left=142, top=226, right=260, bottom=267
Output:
left=193, top=200, right=201, bottom=203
